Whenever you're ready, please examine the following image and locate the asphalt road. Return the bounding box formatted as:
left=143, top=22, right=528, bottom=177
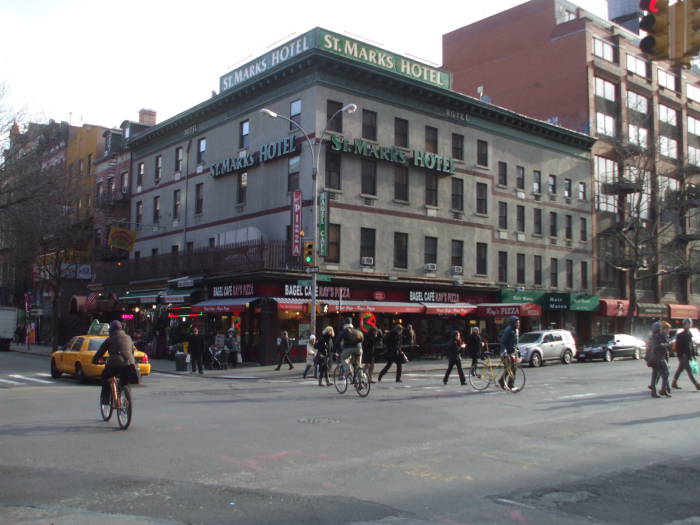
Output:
left=1, top=350, right=700, bottom=525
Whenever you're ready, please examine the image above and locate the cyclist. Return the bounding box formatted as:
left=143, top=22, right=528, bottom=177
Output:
left=92, top=320, right=136, bottom=404
left=498, top=316, right=520, bottom=391
left=335, top=318, right=363, bottom=377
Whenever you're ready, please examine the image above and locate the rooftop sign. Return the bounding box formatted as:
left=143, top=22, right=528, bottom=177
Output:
left=219, top=28, right=451, bottom=94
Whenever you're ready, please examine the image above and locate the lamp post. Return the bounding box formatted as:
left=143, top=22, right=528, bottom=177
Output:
left=260, top=103, right=356, bottom=336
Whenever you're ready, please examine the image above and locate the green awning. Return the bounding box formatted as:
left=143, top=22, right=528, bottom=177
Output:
left=500, top=289, right=546, bottom=304
left=569, top=294, right=600, bottom=311
left=117, top=289, right=165, bottom=304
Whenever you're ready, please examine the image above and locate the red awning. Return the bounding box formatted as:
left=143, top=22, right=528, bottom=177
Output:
left=599, top=298, right=630, bottom=317
left=423, top=303, right=477, bottom=315
left=667, top=304, right=699, bottom=319
left=191, top=297, right=256, bottom=313
left=325, top=300, right=425, bottom=314
left=476, top=303, right=541, bottom=317
left=272, top=298, right=306, bottom=311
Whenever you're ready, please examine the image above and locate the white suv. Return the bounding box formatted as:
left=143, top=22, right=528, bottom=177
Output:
left=517, top=329, right=577, bottom=368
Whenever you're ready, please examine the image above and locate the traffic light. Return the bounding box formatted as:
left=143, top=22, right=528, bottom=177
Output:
left=303, top=240, right=314, bottom=266
left=640, top=0, right=670, bottom=60
left=683, top=0, right=700, bottom=61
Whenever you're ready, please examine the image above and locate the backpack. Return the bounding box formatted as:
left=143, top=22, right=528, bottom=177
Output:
left=346, top=328, right=364, bottom=345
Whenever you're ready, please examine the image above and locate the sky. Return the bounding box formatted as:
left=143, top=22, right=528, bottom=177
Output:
left=1, top=0, right=609, bottom=130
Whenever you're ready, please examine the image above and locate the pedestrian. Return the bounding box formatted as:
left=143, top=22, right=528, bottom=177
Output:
left=466, top=326, right=484, bottom=373
left=316, top=326, right=334, bottom=387
left=224, top=328, right=240, bottom=368
left=275, top=330, right=294, bottom=370
left=303, top=334, right=317, bottom=379
left=363, top=326, right=382, bottom=383
left=403, top=323, right=416, bottom=349
left=188, top=327, right=206, bottom=375
left=498, top=316, right=520, bottom=390
left=672, top=318, right=699, bottom=390
left=647, top=320, right=672, bottom=398
left=443, top=329, right=467, bottom=385
left=378, top=324, right=404, bottom=383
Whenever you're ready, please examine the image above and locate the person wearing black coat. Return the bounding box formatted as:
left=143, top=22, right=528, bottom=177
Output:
left=378, top=324, right=404, bottom=383
left=672, top=318, right=699, bottom=390
left=188, top=327, right=206, bottom=374
left=275, top=331, right=294, bottom=370
left=466, top=326, right=484, bottom=372
left=362, top=326, right=382, bottom=383
left=443, top=330, right=466, bottom=385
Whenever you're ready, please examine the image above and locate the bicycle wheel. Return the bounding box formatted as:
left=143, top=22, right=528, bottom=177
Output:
left=504, top=362, right=526, bottom=393
left=99, top=393, right=113, bottom=421
left=355, top=368, right=370, bottom=397
left=116, top=385, right=132, bottom=429
left=333, top=365, right=348, bottom=394
left=468, top=362, right=491, bottom=391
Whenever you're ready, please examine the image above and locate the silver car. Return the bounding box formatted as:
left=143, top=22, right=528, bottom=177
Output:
left=517, top=330, right=577, bottom=368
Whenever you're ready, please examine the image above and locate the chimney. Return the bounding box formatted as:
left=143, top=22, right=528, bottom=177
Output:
left=138, top=108, right=157, bottom=126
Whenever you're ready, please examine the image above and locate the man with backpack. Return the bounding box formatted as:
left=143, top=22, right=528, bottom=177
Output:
left=335, top=318, right=363, bottom=372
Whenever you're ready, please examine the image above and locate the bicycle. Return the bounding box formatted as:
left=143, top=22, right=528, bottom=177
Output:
left=99, top=374, right=132, bottom=429
left=468, top=350, right=526, bottom=393
left=333, top=355, right=370, bottom=397
left=468, top=350, right=499, bottom=391
left=500, top=353, right=526, bottom=393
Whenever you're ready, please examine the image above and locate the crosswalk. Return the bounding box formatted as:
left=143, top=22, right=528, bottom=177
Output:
left=0, top=372, right=60, bottom=388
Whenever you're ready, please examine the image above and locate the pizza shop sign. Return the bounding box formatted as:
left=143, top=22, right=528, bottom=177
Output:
left=409, top=290, right=460, bottom=303
left=211, top=283, right=255, bottom=298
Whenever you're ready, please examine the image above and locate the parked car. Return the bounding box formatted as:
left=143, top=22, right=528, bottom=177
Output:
left=668, top=327, right=700, bottom=356
left=50, top=334, right=151, bottom=383
left=577, top=334, right=646, bottom=362
left=517, top=329, right=577, bottom=367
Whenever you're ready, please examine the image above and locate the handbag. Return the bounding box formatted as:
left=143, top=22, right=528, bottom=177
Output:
left=398, top=350, right=409, bottom=364
left=127, top=363, right=141, bottom=384
left=691, top=359, right=699, bottom=375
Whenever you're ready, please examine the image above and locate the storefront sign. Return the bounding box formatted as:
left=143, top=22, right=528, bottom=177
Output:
left=318, top=191, right=329, bottom=257
left=543, top=293, right=570, bottom=310
left=291, top=191, right=302, bottom=256
left=211, top=283, right=255, bottom=298
left=477, top=303, right=542, bottom=317
left=636, top=303, right=667, bottom=318
left=599, top=299, right=630, bottom=317
left=331, top=135, right=456, bottom=174
left=409, top=290, right=460, bottom=303
left=569, top=294, right=600, bottom=312
left=500, top=289, right=545, bottom=304
left=284, top=284, right=350, bottom=299
left=209, top=135, right=298, bottom=178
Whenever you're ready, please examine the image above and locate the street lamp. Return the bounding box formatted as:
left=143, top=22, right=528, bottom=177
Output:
left=260, top=103, right=357, bottom=336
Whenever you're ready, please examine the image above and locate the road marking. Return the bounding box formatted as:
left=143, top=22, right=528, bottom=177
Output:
left=9, top=374, right=53, bottom=384
left=36, top=373, right=52, bottom=377
left=558, top=393, right=597, bottom=400
left=495, top=498, right=536, bottom=509
left=0, top=378, right=23, bottom=385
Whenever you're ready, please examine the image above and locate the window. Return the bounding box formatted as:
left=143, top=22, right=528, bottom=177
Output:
left=151, top=248, right=159, bottom=258
left=239, top=120, right=250, bottom=149
left=477, top=140, right=488, bottom=166
left=362, top=110, right=377, bottom=141
left=451, top=178, right=463, bottom=211
left=580, top=217, right=588, bottom=242
left=137, top=162, right=144, bottom=187
left=660, top=136, right=678, bottom=159
left=566, top=259, right=574, bottom=288
left=476, top=182, right=488, bottom=214
left=688, top=84, right=700, bottom=103
left=476, top=243, right=488, bottom=275
left=688, top=115, right=700, bottom=136
left=96, top=181, right=103, bottom=197
left=152, top=196, right=160, bottom=224
left=550, top=258, right=559, bottom=287
left=689, top=146, right=700, bottom=167
left=659, top=104, right=678, bottom=126
left=327, top=100, right=343, bottom=133
left=550, top=212, right=558, bottom=237
left=516, top=166, right=525, bottom=189
left=425, top=126, right=438, bottom=154
left=628, top=124, right=648, bottom=147
left=593, top=38, right=614, bottom=62
left=498, top=161, right=508, bottom=186
left=197, top=137, right=206, bottom=164
left=361, top=160, right=377, bottom=195
left=581, top=261, right=589, bottom=289
left=135, top=201, right=143, bottom=230
left=325, top=151, right=341, bottom=190
left=394, top=117, right=408, bottom=147
left=154, top=155, right=162, bottom=183
left=173, top=189, right=180, bottom=220
left=288, top=155, right=300, bottom=191
left=517, top=254, right=526, bottom=284
left=658, top=68, right=676, bottom=91
left=120, top=171, right=128, bottom=193
left=498, top=201, right=508, bottom=230
left=516, top=205, right=525, bottom=233
left=596, top=112, right=616, bottom=137
left=394, top=232, right=408, bottom=269
left=564, top=178, right=572, bottom=198
left=627, top=91, right=648, bottom=114
left=534, top=255, right=543, bottom=285
left=175, top=147, right=183, bottom=172
left=237, top=172, right=247, bottom=203
left=626, top=53, right=647, bottom=77
left=452, top=133, right=464, bottom=160
left=534, top=208, right=542, bottom=235
left=172, top=245, right=179, bottom=254
left=208, top=237, right=215, bottom=248
left=195, top=183, right=203, bottom=214
left=134, top=250, right=140, bottom=260
left=327, top=224, right=340, bottom=263
left=595, top=156, right=617, bottom=212
left=290, top=99, right=301, bottom=128
left=451, top=240, right=463, bottom=267
left=579, top=182, right=587, bottom=200
left=565, top=215, right=572, bottom=239
left=425, top=173, right=438, bottom=206
left=186, top=242, right=194, bottom=252
left=394, top=166, right=409, bottom=201
left=548, top=174, right=557, bottom=194
left=594, top=77, right=616, bottom=101
left=424, top=236, right=437, bottom=265
left=533, top=170, right=542, bottom=193
left=360, top=228, right=375, bottom=259
left=498, top=251, right=508, bottom=282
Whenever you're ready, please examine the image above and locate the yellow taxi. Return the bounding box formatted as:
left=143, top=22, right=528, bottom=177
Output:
left=50, top=324, right=151, bottom=382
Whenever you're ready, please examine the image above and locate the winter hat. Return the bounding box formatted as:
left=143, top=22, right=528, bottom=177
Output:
left=109, top=320, right=123, bottom=332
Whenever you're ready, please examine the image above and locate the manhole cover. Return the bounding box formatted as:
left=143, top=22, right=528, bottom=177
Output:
left=298, top=417, right=340, bottom=424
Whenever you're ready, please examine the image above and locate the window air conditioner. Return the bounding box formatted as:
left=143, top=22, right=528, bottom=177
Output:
left=425, top=263, right=438, bottom=272
left=360, top=256, right=374, bottom=266
left=451, top=265, right=464, bottom=275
